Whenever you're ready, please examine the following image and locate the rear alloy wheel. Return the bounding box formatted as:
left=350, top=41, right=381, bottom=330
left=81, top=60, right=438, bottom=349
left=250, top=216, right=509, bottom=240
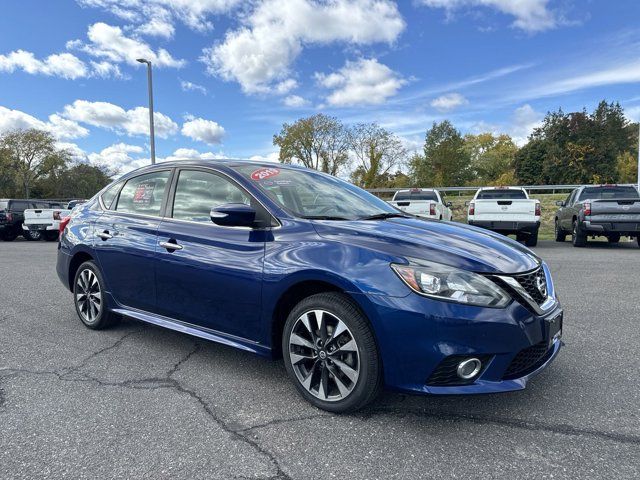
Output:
left=23, top=229, right=42, bottom=241
left=554, top=220, right=566, bottom=242
left=283, top=292, right=382, bottom=413
left=73, top=261, right=120, bottom=329
left=572, top=220, right=587, bottom=247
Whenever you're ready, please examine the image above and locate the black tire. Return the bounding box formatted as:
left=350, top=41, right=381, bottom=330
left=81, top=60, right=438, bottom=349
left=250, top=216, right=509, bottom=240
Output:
left=607, top=234, right=620, bottom=244
left=572, top=220, right=587, bottom=247
left=23, top=229, right=42, bottom=241
left=525, top=230, right=539, bottom=247
left=637, top=236, right=640, bottom=248
left=554, top=219, right=566, bottom=242
left=73, top=261, right=120, bottom=330
left=1, top=230, right=18, bottom=241
left=516, top=232, right=527, bottom=243
left=282, top=292, right=382, bottom=413
left=43, top=231, right=59, bottom=242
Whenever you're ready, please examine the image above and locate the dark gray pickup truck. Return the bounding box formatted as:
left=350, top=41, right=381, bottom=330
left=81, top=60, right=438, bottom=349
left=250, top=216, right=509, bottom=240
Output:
left=554, top=185, right=640, bottom=247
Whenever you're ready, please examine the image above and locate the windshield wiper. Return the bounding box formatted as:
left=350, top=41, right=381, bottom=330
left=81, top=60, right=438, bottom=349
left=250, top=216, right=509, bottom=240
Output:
left=358, top=212, right=411, bottom=221
left=300, top=215, right=350, bottom=220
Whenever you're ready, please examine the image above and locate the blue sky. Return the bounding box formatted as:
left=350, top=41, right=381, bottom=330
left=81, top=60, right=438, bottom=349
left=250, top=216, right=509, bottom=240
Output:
left=1, top=0, right=640, bottom=173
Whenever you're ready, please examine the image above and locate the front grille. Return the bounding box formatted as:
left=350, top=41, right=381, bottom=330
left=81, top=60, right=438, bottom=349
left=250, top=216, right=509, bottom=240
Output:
left=513, top=267, right=547, bottom=305
left=503, top=341, right=551, bottom=379
left=426, top=355, right=492, bottom=386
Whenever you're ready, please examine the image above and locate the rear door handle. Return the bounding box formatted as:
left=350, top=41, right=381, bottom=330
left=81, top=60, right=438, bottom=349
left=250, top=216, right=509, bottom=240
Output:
left=96, top=231, right=113, bottom=240
left=159, top=241, right=183, bottom=251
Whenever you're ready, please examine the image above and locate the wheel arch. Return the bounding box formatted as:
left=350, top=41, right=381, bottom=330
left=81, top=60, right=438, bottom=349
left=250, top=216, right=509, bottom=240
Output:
left=68, top=251, right=95, bottom=291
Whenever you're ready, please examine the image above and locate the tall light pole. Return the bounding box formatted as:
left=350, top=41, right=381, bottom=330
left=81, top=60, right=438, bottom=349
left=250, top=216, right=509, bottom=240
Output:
left=136, top=58, right=156, bottom=165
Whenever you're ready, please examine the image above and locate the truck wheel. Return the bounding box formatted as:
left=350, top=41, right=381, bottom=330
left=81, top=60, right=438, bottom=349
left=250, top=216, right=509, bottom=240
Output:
left=554, top=220, right=566, bottom=242
left=282, top=292, right=382, bottom=413
left=43, top=231, right=59, bottom=242
left=525, top=230, right=539, bottom=247
left=1, top=230, right=17, bottom=241
left=637, top=236, right=640, bottom=248
left=572, top=220, right=587, bottom=247
left=607, top=234, right=620, bottom=244
left=23, top=229, right=42, bottom=241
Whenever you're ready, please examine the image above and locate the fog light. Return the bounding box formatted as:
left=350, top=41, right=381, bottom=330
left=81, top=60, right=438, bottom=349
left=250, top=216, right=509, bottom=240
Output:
left=456, top=358, right=482, bottom=380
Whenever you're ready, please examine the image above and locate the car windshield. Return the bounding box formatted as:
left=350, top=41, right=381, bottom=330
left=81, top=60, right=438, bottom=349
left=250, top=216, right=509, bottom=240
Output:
left=477, top=189, right=527, bottom=200
left=578, top=186, right=639, bottom=201
left=234, top=165, right=399, bottom=220
left=394, top=191, right=438, bottom=201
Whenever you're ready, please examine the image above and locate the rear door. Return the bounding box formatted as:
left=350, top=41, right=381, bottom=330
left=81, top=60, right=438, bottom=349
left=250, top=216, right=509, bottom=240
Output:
left=154, top=168, right=267, bottom=341
left=92, top=170, right=172, bottom=312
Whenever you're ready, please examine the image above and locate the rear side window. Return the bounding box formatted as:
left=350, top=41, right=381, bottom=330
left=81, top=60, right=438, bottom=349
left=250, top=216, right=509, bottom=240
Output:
left=171, top=170, right=250, bottom=222
left=0, top=201, right=8, bottom=210
left=477, top=189, right=527, bottom=200
left=115, top=171, right=170, bottom=216
left=578, top=187, right=639, bottom=201
left=101, top=181, right=124, bottom=210
left=394, top=191, right=438, bottom=201
left=34, top=202, right=50, bottom=209
left=11, top=201, right=29, bottom=212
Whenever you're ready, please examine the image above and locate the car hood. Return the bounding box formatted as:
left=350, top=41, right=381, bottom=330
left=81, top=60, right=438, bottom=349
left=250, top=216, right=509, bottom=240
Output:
left=313, top=217, right=540, bottom=274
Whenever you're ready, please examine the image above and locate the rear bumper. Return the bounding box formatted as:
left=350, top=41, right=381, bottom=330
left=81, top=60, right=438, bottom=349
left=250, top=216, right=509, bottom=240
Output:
left=22, top=223, right=58, bottom=231
left=583, top=220, right=640, bottom=236
left=469, top=220, right=539, bottom=234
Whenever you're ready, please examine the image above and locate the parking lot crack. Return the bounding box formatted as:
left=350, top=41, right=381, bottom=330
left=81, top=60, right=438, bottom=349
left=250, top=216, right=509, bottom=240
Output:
left=239, top=413, right=333, bottom=434
left=367, top=406, right=640, bottom=446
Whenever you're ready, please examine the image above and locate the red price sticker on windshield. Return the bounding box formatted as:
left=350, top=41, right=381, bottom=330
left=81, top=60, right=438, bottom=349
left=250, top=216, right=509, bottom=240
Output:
left=251, top=167, right=280, bottom=181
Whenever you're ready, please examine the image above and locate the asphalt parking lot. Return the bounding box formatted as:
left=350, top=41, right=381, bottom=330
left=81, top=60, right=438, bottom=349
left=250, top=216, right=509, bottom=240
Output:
left=1, top=239, right=639, bottom=479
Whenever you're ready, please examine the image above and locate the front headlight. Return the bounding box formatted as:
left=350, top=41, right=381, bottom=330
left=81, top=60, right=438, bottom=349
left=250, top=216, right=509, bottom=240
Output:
left=391, top=262, right=511, bottom=308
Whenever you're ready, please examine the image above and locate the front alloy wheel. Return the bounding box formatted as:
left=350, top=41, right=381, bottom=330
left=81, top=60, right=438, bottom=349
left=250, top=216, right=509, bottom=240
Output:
left=283, top=292, right=382, bottom=413
left=289, top=309, right=360, bottom=401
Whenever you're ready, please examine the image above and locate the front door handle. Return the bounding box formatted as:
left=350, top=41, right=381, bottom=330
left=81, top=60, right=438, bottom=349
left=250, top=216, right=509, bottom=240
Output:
left=159, top=240, right=183, bottom=251
left=96, top=231, right=113, bottom=240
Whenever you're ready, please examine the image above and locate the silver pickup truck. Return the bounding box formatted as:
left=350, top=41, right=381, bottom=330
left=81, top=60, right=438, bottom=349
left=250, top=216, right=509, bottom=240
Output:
left=554, top=185, right=640, bottom=247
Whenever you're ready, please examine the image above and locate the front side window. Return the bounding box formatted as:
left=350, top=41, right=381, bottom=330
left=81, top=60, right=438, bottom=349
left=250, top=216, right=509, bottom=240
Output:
left=115, top=171, right=170, bottom=216
left=172, top=170, right=251, bottom=222
left=234, top=165, right=398, bottom=220
left=101, top=181, right=124, bottom=209
left=0, top=201, right=7, bottom=210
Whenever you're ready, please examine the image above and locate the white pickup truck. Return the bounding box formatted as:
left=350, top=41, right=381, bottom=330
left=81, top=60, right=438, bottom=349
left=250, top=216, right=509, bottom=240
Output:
left=389, top=188, right=453, bottom=220
left=22, top=204, right=69, bottom=241
left=467, top=187, right=541, bottom=246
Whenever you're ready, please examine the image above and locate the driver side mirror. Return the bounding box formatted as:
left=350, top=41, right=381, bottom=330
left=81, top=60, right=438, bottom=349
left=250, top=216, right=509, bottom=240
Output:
left=555, top=201, right=565, bottom=207
left=210, top=203, right=256, bottom=227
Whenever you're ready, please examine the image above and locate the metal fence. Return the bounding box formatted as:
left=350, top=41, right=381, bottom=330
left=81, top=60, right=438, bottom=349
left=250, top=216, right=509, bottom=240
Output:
left=367, top=184, right=639, bottom=197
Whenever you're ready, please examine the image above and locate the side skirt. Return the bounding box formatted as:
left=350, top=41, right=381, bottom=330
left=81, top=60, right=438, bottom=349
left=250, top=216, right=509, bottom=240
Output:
left=112, top=306, right=272, bottom=358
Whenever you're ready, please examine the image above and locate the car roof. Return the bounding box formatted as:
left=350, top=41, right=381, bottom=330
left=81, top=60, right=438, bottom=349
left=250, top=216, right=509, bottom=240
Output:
left=124, top=158, right=297, bottom=176
left=477, top=186, right=524, bottom=191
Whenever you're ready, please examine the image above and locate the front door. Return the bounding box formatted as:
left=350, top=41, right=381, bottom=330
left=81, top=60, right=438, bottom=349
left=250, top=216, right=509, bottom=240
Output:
left=154, top=168, right=267, bottom=342
left=93, top=170, right=172, bottom=312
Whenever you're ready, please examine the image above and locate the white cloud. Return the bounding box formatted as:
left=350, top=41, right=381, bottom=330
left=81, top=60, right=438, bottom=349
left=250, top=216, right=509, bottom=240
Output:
left=203, top=0, right=405, bottom=94
left=68, top=22, right=185, bottom=68
left=56, top=142, right=90, bottom=162
left=137, top=11, right=175, bottom=38
left=249, top=152, right=279, bottom=163
left=315, top=58, right=406, bottom=106
left=418, top=0, right=559, bottom=32
left=180, top=79, right=208, bottom=95
left=62, top=99, right=178, bottom=138
left=90, top=61, right=126, bottom=79
left=0, top=106, right=88, bottom=140
left=0, top=50, right=88, bottom=79
left=283, top=95, right=310, bottom=108
left=181, top=118, right=226, bottom=145
left=88, top=142, right=148, bottom=171
left=430, top=92, right=469, bottom=111
left=77, top=0, right=240, bottom=33
left=510, top=104, right=542, bottom=145
left=166, top=148, right=227, bottom=160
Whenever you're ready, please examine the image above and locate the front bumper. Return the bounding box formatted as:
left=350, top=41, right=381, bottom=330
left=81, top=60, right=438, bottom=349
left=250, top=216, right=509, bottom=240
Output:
left=469, top=220, right=539, bottom=234
left=353, top=285, right=562, bottom=395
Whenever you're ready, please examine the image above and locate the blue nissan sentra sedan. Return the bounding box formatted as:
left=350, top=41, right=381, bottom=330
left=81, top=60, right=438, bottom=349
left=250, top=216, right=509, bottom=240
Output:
left=57, top=160, right=563, bottom=412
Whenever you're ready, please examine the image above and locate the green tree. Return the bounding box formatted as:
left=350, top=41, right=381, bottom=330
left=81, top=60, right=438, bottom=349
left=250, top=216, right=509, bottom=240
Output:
left=514, top=139, right=548, bottom=184
left=411, top=121, right=471, bottom=187
left=464, top=133, right=518, bottom=185
left=348, top=123, right=407, bottom=188
left=617, top=151, right=638, bottom=184
left=273, top=114, right=349, bottom=175
left=0, top=129, right=69, bottom=198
